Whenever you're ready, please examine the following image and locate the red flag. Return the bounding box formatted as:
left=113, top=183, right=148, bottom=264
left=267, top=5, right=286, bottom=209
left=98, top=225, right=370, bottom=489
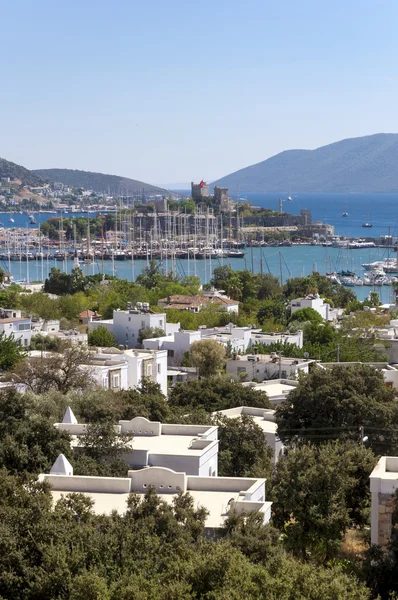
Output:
left=199, top=180, right=204, bottom=188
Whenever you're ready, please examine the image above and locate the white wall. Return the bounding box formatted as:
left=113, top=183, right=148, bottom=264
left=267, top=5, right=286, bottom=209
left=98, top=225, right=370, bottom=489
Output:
left=0, top=319, right=32, bottom=348
left=291, top=296, right=329, bottom=320
left=226, top=357, right=309, bottom=381
left=251, top=330, right=303, bottom=349
left=112, top=310, right=167, bottom=349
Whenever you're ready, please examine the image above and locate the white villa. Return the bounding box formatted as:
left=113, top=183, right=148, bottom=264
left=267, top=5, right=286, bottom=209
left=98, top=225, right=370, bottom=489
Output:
left=39, top=455, right=272, bottom=532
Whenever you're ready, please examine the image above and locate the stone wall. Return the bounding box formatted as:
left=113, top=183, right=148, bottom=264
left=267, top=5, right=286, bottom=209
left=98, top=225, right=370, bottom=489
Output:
left=378, top=493, right=394, bottom=546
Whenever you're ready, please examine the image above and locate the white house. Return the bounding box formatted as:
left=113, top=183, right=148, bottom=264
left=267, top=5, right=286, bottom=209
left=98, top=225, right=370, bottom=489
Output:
left=39, top=457, right=272, bottom=532
left=143, top=330, right=201, bottom=364
left=0, top=315, right=32, bottom=347
left=92, top=347, right=168, bottom=395
left=290, top=293, right=331, bottom=321
left=226, top=354, right=312, bottom=382
left=56, top=413, right=219, bottom=477
left=88, top=304, right=180, bottom=350
left=201, top=326, right=252, bottom=353
left=370, top=456, right=398, bottom=546
left=241, top=379, right=299, bottom=406
left=213, top=406, right=284, bottom=465
left=81, top=357, right=129, bottom=392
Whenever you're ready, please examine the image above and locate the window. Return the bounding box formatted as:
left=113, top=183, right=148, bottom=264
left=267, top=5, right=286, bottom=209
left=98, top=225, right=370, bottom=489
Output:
left=168, top=349, right=175, bottom=358
left=18, top=323, right=30, bottom=331
left=157, top=363, right=161, bottom=374
left=128, top=317, right=131, bottom=322
left=159, top=319, right=163, bottom=328
left=146, top=364, right=152, bottom=376
left=141, top=320, right=145, bottom=328
left=112, top=374, right=120, bottom=389
left=24, top=338, right=28, bottom=346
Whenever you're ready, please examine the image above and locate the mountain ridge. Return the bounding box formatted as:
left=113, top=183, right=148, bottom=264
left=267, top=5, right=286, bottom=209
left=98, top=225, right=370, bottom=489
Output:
left=33, top=168, right=170, bottom=196
left=0, top=157, right=45, bottom=187
left=211, top=133, right=398, bottom=193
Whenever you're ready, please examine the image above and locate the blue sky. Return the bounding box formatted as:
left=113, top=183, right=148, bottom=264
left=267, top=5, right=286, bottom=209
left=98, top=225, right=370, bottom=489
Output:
left=2, top=0, right=398, bottom=185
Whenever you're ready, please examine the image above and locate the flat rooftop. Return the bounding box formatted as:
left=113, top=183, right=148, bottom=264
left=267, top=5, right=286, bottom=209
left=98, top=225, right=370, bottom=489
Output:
left=58, top=416, right=218, bottom=459
left=41, top=464, right=271, bottom=529
left=243, top=380, right=298, bottom=397
left=214, top=407, right=277, bottom=435
left=49, top=488, right=255, bottom=528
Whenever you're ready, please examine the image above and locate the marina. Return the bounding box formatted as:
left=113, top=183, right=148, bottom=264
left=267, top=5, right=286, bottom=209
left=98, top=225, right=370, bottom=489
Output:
left=0, top=194, right=398, bottom=305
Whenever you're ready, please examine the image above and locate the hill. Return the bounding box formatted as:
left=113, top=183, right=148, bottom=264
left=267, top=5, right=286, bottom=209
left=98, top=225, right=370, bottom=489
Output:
left=0, top=158, right=45, bottom=187
left=211, top=133, right=398, bottom=193
left=33, top=168, right=170, bottom=196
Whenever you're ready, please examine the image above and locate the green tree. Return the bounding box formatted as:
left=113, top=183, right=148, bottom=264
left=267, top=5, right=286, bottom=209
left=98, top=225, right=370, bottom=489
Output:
left=19, top=291, right=60, bottom=319
left=289, top=306, right=324, bottom=324
left=70, top=574, right=110, bottom=600
left=168, top=377, right=270, bottom=413
left=44, top=267, right=72, bottom=295
left=272, top=441, right=376, bottom=562
left=137, top=326, right=165, bottom=345
left=88, top=325, right=117, bottom=347
left=136, top=259, right=174, bottom=289
left=0, top=389, right=71, bottom=474
left=215, top=414, right=273, bottom=477
left=276, top=364, right=398, bottom=454
left=0, top=331, right=27, bottom=370
left=257, top=298, right=287, bottom=325
left=187, top=339, right=227, bottom=378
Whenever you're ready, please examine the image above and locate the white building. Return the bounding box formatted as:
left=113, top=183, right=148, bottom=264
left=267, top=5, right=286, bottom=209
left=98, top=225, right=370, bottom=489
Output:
left=213, top=406, right=284, bottom=465
left=0, top=315, right=32, bottom=347
left=370, top=457, right=398, bottom=546
left=39, top=456, right=272, bottom=532
left=143, top=330, right=201, bottom=364
left=226, top=354, right=312, bottom=382
left=88, top=304, right=176, bottom=350
left=241, top=379, right=299, bottom=406
left=81, top=357, right=129, bottom=392
left=290, top=293, right=331, bottom=321
left=56, top=413, right=219, bottom=476
left=144, top=324, right=304, bottom=365
left=92, top=347, right=168, bottom=395
left=373, top=319, right=398, bottom=363
left=250, top=329, right=303, bottom=349
left=201, top=326, right=252, bottom=354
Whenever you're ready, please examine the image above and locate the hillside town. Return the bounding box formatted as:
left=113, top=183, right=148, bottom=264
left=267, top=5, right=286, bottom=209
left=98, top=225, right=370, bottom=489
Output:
left=0, top=255, right=398, bottom=597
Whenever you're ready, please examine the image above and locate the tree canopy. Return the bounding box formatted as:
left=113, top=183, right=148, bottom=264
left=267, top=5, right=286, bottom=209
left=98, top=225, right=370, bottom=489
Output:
left=275, top=364, right=398, bottom=454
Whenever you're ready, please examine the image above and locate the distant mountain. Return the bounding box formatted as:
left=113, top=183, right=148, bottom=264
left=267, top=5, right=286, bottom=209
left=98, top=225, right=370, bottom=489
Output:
left=211, top=133, right=398, bottom=193
left=33, top=168, right=170, bottom=196
left=0, top=157, right=44, bottom=187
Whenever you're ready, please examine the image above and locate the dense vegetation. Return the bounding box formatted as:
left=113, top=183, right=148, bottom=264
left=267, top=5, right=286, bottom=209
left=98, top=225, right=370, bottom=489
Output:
left=0, top=377, right=379, bottom=599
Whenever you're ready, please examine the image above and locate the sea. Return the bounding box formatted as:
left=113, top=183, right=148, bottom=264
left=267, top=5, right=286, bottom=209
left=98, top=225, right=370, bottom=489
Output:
left=3, top=194, right=398, bottom=303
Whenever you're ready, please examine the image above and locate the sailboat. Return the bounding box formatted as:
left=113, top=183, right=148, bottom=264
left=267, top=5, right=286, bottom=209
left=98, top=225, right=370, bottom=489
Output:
left=362, top=211, right=372, bottom=228
left=342, top=203, right=348, bottom=217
